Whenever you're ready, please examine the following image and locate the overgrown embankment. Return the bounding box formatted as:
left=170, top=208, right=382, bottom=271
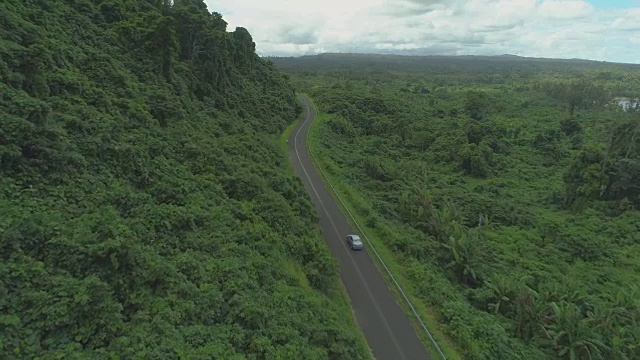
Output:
left=0, top=2, right=369, bottom=358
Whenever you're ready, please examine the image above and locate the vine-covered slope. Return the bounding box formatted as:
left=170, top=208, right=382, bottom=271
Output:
left=0, top=1, right=368, bottom=358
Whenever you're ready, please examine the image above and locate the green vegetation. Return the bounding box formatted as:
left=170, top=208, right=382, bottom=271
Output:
left=0, top=2, right=370, bottom=358
left=305, top=95, right=464, bottom=360
left=273, top=53, right=640, bottom=360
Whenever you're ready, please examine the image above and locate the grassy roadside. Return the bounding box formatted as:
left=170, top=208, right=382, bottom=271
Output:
left=304, top=96, right=464, bottom=360
left=279, top=99, right=375, bottom=360
left=278, top=109, right=300, bottom=168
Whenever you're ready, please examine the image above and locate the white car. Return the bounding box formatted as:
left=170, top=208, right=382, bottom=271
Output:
left=346, top=235, right=364, bottom=250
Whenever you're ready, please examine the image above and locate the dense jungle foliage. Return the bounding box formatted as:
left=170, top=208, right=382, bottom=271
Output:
left=0, top=2, right=370, bottom=358
left=273, top=53, right=640, bottom=360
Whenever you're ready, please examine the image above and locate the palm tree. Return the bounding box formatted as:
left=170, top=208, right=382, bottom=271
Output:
left=442, top=229, right=481, bottom=286
left=544, top=302, right=609, bottom=360
left=537, top=280, right=590, bottom=312
left=513, top=285, right=548, bottom=343
left=430, top=200, right=465, bottom=243
left=397, top=184, right=435, bottom=231
left=595, top=286, right=640, bottom=360
left=397, top=190, right=415, bottom=223
left=597, top=288, right=636, bottom=331
left=485, top=276, right=516, bottom=315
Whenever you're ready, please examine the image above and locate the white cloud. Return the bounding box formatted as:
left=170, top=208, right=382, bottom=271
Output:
left=207, top=0, right=640, bottom=63
left=611, top=9, right=640, bottom=31
left=536, top=0, right=594, bottom=19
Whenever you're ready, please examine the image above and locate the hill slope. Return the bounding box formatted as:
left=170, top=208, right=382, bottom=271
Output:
left=0, top=1, right=368, bottom=358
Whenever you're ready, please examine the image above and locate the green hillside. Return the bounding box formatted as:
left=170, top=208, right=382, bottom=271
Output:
left=0, top=1, right=369, bottom=358
left=273, top=54, right=640, bottom=360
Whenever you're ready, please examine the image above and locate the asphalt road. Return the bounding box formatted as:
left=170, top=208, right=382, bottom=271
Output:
left=288, top=94, right=432, bottom=360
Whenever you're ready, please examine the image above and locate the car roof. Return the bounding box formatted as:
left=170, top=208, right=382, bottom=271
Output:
left=350, top=235, right=361, bottom=240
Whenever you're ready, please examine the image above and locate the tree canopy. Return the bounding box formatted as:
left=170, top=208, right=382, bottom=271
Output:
left=273, top=53, right=640, bottom=360
left=0, top=1, right=369, bottom=358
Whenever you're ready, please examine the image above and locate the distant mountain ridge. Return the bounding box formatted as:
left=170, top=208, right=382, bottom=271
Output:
left=266, top=52, right=640, bottom=69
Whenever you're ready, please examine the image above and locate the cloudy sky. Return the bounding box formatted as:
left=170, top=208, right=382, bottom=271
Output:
left=205, top=0, right=640, bottom=64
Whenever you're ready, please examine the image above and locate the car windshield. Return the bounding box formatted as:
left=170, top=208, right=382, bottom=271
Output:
left=353, top=237, right=361, bottom=243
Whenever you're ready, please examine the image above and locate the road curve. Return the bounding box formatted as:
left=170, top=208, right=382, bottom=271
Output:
left=288, top=94, right=432, bottom=360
